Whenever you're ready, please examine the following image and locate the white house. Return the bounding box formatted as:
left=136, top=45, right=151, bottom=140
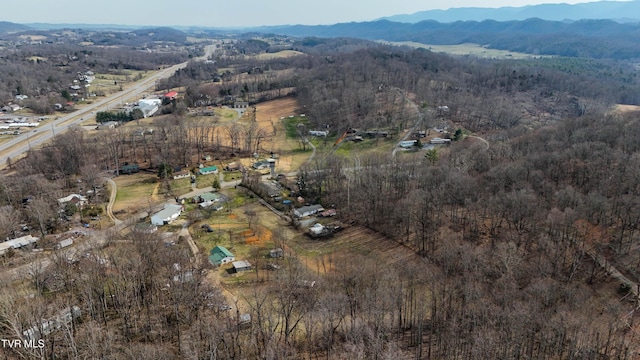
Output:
left=0, top=235, right=39, bottom=255
left=150, top=203, right=183, bottom=226
left=136, top=99, right=162, bottom=118
left=173, top=170, right=191, bottom=180
left=309, top=130, right=328, bottom=137
left=430, top=137, right=451, bottom=144
left=399, top=140, right=417, bottom=148
left=57, top=194, right=88, bottom=207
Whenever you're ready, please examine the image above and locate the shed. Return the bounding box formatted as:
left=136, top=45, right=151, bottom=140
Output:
left=232, top=260, right=252, bottom=273
left=209, top=246, right=235, bottom=266
left=270, top=248, right=284, bottom=258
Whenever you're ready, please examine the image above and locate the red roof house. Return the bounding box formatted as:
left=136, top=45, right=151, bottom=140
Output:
left=163, top=91, right=178, bottom=100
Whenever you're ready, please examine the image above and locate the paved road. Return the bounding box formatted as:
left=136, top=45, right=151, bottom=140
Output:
left=0, top=42, right=221, bottom=168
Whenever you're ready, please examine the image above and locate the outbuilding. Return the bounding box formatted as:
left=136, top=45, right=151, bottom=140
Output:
left=232, top=260, right=252, bottom=273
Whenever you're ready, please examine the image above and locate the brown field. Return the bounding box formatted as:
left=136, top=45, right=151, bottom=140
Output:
left=18, top=35, right=47, bottom=41
left=252, top=50, right=304, bottom=60
left=252, top=97, right=311, bottom=172
left=613, top=104, right=640, bottom=113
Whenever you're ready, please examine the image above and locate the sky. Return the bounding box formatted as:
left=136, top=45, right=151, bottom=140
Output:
left=1, top=0, right=623, bottom=28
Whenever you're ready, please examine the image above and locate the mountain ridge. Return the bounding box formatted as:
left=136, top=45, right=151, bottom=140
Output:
left=381, top=0, right=640, bottom=23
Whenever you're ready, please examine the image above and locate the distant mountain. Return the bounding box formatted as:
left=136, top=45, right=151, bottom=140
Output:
left=382, top=1, right=640, bottom=23
left=132, top=27, right=188, bottom=43
left=0, top=21, right=31, bottom=33
left=260, top=18, right=640, bottom=60
left=26, top=23, right=140, bottom=31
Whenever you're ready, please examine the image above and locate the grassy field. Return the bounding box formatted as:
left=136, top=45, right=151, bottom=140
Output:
left=385, top=41, right=551, bottom=60
left=91, top=70, right=151, bottom=96
left=112, top=173, right=160, bottom=213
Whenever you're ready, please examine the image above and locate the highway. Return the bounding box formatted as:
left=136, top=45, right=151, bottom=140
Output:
left=0, top=43, right=220, bottom=168
left=0, top=62, right=187, bottom=167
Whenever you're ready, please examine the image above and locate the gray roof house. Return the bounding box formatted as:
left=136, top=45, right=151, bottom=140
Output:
left=150, top=204, right=183, bottom=226
left=293, top=204, right=324, bottom=218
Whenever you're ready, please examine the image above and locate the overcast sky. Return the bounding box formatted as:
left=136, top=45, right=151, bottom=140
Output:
left=2, top=0, right=619, bottom=28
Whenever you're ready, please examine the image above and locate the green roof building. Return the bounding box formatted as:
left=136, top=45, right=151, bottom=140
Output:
left=198, top=166, right=218, bottom=175
left=209, top=246, right=235, bottom=266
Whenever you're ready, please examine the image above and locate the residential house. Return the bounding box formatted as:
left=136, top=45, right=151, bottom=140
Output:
left=57, top=194, right=88, bottom=207
left=198, top=166, right=218, bottom=175
left=225, top=162, right=240, bottom=171
left=136, top=98, right=161, bottom=118
left=399, top=140, right=417, bottom=148
left=430, top=137, right=451, bottom=144
left=209, top=246, right=235, bottom=266
left=194, top=192, right=223, bottom=209
left=0, top=235, right=39, bottom=255
left=173, top=170, right=191, bottom=180
left=163, top=91, right=178, bottom=101
left=23, top=306, right=81, bottom=342
left=258, top=181, right=281, bottom=197
left=96, top=121, right=119, bottom=130
left=293, top=204, right=324, bottom=218
left=119, top=164, right=140, bottom=174
left=309, top=130, right=328, bottom=137
left=133, top=223, right=158, bottom=234
left=150, top=203, right=183, bottom=226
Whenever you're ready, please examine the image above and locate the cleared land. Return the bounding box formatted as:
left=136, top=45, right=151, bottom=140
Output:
left=252, top=50, right=304, bottom=60
left=383, top=41, right=550, bottom=60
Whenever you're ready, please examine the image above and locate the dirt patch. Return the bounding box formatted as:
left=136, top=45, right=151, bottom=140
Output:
left=228, top=214, right=237, bottom=220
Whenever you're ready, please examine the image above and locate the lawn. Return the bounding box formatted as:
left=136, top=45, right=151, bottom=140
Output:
left=112, top=173, right=160, bottom=213
left=332, top=137, right=395, bottom=158
left=283, top=116, right=309, bottom=139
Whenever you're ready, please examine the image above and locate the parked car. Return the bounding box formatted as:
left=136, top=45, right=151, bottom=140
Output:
left=282, top=200, right=292, bottom=205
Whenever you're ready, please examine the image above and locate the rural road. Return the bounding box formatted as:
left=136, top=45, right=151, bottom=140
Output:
left=468, top=135, right=490, bottom=150
left=392, top=88, right=424, bottom=158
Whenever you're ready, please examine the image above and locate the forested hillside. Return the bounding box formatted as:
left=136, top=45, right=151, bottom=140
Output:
left=2, top=34, right=640, bottom=358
